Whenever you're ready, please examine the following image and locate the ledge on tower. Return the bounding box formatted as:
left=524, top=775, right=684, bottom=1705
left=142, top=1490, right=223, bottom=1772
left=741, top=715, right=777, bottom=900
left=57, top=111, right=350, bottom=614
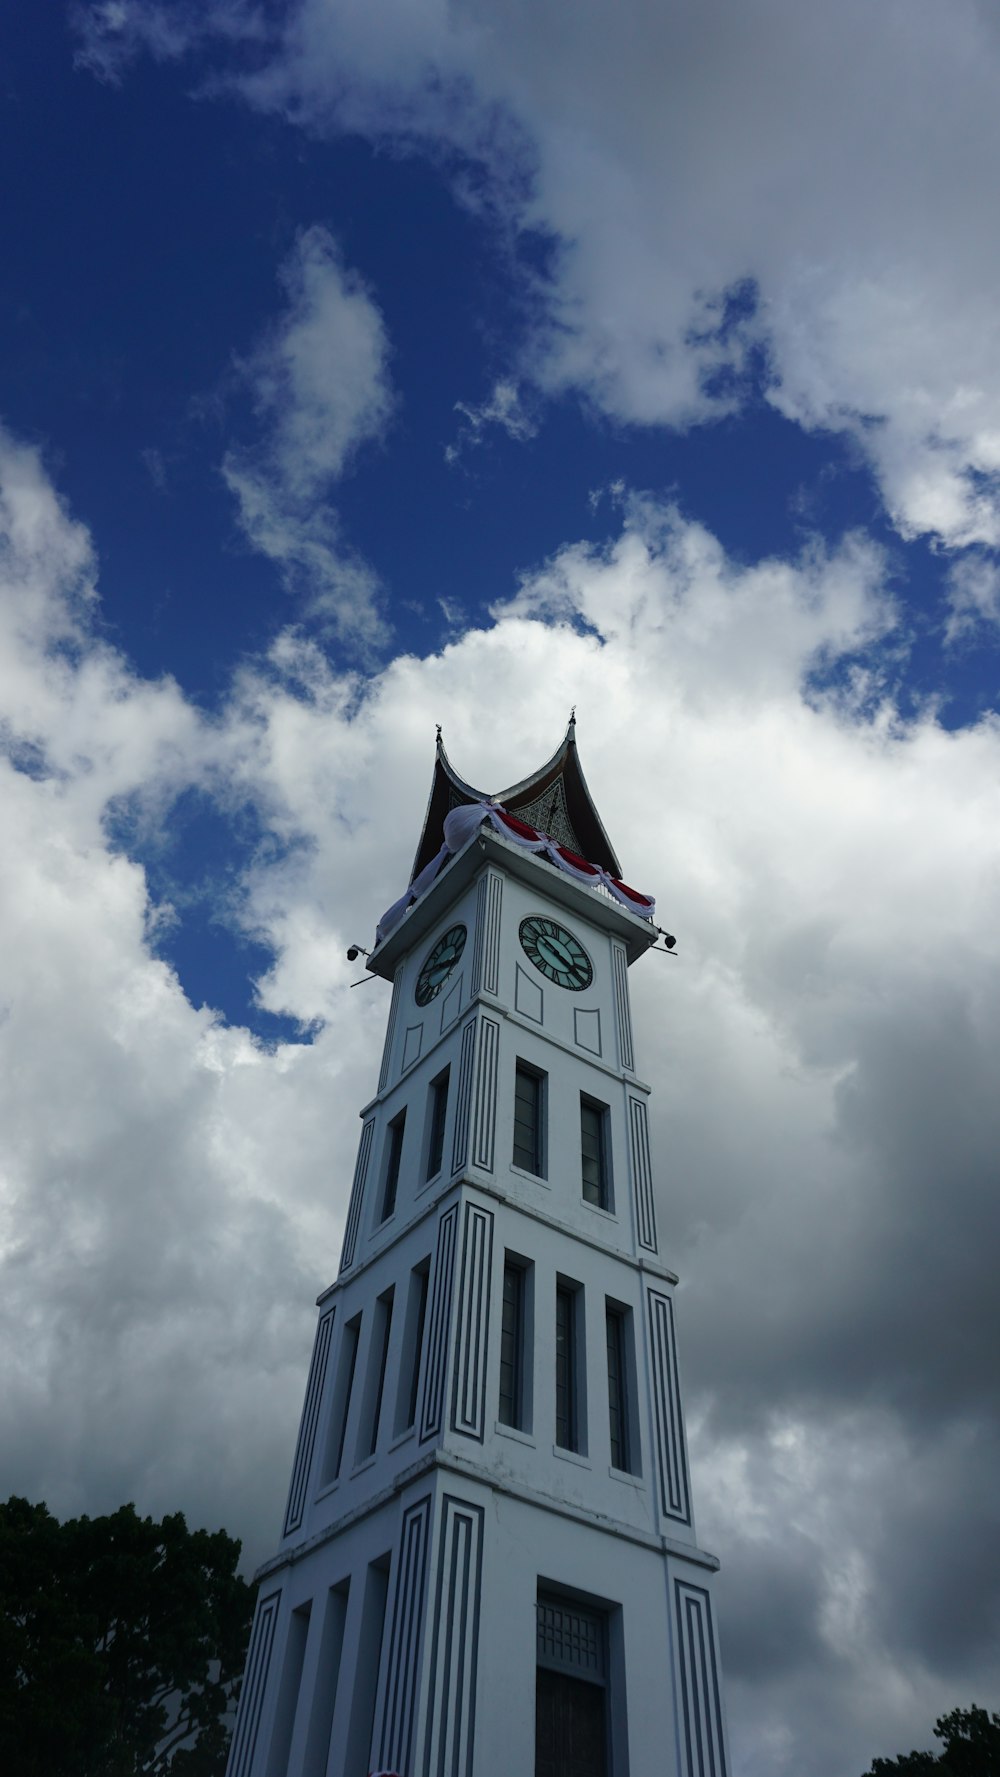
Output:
left=410, top=715, right=622, bottom=885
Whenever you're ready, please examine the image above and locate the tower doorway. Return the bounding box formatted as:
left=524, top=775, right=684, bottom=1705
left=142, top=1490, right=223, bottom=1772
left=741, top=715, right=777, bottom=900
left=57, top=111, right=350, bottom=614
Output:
left=535, top=1594, right=610, bottom=1777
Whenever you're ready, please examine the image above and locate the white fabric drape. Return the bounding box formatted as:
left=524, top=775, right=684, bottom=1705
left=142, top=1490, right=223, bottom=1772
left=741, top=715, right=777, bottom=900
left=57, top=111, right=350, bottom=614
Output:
left=375, top=801, right=654, bottom=945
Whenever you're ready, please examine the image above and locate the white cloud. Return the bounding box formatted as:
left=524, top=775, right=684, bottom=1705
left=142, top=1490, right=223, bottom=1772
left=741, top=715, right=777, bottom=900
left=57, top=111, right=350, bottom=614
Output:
left=445, top=378, right=538, bottom=464
left=239, top=225, right=394, bottom=491
left=944, top=551, right=1000, bottom=643
left=72, top=0, right=264, bottom=81
left=3, top=429, right=1000, bottom=1773
left=75, top=0, right=1000, bottom=563
left=222, top=225, right=394, bottom=648
left=0, top=425, right=373, bottom=1542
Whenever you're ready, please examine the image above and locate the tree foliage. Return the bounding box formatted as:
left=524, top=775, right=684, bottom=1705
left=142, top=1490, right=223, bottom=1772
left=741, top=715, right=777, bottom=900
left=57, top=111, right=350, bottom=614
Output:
left=863, top=1705, right=1000, bottom=1775
left=0, top=1496, right=254, bottom=1777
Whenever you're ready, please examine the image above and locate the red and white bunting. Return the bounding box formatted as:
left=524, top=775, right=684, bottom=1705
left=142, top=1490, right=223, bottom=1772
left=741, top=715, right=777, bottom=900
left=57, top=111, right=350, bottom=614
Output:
left=376, top=803, right=655, bottom=945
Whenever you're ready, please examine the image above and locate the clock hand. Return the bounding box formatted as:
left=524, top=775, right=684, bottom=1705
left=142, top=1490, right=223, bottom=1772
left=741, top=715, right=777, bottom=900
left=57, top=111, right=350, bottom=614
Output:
left=540, top=936, right=571, bottom=965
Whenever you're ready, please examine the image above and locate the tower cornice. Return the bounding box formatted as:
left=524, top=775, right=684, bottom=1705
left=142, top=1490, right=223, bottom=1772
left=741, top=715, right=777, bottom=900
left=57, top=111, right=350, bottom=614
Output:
left=370, top=826, right=657, bottom=982
left=253, top=1445, right=721, bottom=1589
left=316, top=1174, right=680, bottom=1312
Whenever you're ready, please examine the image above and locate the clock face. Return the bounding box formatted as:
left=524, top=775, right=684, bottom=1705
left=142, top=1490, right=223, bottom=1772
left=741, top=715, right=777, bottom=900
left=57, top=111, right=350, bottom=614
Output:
left=519, top=916, right=593, bottom=991
left=415, top=923, right=467, bottom=1006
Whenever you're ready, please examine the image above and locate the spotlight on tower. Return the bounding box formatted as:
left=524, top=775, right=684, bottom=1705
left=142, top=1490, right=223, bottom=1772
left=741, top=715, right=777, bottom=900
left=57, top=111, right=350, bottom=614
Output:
left=346, top=943, right=370, bottom=963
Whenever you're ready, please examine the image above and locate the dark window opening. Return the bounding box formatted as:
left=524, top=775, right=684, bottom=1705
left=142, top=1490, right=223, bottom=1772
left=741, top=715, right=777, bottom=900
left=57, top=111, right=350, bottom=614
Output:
left=396, top=1260, right=430, bottom=1435
left=514, top=1063, right=544, bottom=1175
left=364, top=1289, right=394, bottom=1459
left=425, top=1070, right=449, bottom=1181
left=381, top=1112, right=405, bottom=1222
left=555, top=1285, right=580, bottom=1453
left=323, top=1314, right=361, bottom=1485
left=581, top=1097, right=610, bottom=1210
left=605, top=1306, right=630, bottom=1472
left=499, top=1261, right=525, bottom=1429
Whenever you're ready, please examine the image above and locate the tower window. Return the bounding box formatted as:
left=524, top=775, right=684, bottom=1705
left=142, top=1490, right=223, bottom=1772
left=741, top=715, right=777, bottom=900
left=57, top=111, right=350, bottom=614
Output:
left=513, top=1062, right=545, bottom=1176
left=395, top=1258, right=430, bottom=1435
left=322, top=1312, right=361, bottom=1485
left=499, top=1257, right=533, bottom=1431
left=606, top=1301, right=639, bottom=1476
left=380, top=1111, right=406, bottom=1222
left=358, top=1286, right=394, bottom=1462
left=555, top=1281, right=585, bottom=1454
left=581, top=1096, right=611, bottom=1210
left=425, top=1069, right=449, bottom=1181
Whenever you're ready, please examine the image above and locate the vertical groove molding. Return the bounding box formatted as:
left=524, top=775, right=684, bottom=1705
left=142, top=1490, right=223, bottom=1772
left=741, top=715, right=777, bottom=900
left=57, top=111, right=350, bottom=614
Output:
left=470, top=869, right=503, bottom=997
left=470, top=1015, right=500, bottom=1171
left=420, top=1205, right=459, bottom=1441
left=482, top=870, right=503, bottom=995
left=282, top=1305, right=335, bottom=1537
left=339, top=1117, right=375, bottom=1275
left=674, top=1580, right=729, bottom=1777
left=450, top=1018, right=477, bottom=1174
left=451, top=1204, right=495, bottom=1440
left=470, top=875, right=488, bottom=995
left=378, top=967, right=403, bottom=1091
left=611, top=939, right=635, bottom=1072
left=225, top=1590, right=281, bottom=1777
left=628, top=1093, right=659, bottom=1253
left=647, top=1289, right=691, bottom=1525
left=422, top=1496, right=485, bottom=1777
left=378, top=1495, right=432, bottom=1775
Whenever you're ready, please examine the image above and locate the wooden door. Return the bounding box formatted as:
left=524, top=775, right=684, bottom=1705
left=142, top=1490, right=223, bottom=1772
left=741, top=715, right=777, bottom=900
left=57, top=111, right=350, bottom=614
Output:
left=535, top=1667, right=608, bottom=1777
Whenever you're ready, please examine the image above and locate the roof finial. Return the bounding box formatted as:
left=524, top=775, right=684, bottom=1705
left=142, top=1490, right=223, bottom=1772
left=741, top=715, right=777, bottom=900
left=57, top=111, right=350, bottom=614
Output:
left=569, top=706, right=576, bottom=724
left=435, top=724, right=443, bottom=744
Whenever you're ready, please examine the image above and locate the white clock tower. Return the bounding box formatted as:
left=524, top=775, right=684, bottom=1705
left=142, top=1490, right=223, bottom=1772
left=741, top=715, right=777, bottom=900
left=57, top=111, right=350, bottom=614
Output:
left=227, top=721, right=729, bottom=1777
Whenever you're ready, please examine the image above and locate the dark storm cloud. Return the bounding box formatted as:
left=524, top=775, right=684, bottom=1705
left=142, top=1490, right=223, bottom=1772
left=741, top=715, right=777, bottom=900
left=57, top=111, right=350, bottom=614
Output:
left=717, top=1531, right=827, bottom=1683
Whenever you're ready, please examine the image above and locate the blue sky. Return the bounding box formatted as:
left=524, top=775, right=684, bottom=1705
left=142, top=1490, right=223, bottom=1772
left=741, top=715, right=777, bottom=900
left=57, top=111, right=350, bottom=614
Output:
left=5, top=5, right=979, bottom=1028
left=2, top=6, right=1000, bottom=1775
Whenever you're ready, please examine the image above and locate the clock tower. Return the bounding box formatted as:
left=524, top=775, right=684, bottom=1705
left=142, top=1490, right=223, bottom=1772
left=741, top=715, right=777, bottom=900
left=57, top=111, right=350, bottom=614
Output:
left=226, top=720, right=729, bottom=1777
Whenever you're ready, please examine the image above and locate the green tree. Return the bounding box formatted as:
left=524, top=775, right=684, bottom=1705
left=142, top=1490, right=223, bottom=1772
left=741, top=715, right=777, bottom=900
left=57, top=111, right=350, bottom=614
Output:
left=0, top=1496, right=254, bottom=1777
left=864, top=1705, right=1000, bottom=1775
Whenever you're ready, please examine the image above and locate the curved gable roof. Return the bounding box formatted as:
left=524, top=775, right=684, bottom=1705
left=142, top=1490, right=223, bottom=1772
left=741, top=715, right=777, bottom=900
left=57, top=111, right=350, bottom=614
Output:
left=409, top=716, right=622, bottom=882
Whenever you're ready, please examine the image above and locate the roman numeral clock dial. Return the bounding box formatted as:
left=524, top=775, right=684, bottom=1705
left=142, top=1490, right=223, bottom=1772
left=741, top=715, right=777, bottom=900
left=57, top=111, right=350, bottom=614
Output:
left=518, top=915, right=593, bottom=990
left=414, top=923, right=468, bottom=1005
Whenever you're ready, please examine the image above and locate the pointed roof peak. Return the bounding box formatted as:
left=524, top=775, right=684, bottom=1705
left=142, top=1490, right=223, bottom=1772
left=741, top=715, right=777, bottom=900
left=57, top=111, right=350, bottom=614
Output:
left=410, top=718, right=621, bottom=883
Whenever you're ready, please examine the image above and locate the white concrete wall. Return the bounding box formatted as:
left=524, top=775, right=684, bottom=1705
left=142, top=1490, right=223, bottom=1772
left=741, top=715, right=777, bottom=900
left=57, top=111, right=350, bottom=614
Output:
left=227, top=836, right=730, bottom=1777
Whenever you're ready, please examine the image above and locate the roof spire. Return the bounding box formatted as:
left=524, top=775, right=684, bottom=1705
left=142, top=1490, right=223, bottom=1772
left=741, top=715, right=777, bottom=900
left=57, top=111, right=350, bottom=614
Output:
left=409, top=718, right=621, bottom=883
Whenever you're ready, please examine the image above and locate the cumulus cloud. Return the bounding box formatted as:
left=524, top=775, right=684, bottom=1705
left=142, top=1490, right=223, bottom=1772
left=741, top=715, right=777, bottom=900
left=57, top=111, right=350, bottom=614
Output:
left=3, top=429, right=1000, bottom=1774
left=0, top=424, right=371, bottom=1542
left=944, top=551, right=1000, bottom=643
left=76, top=0, right=1000, bottom=570
left=222, top=225, right=394, bottom=649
